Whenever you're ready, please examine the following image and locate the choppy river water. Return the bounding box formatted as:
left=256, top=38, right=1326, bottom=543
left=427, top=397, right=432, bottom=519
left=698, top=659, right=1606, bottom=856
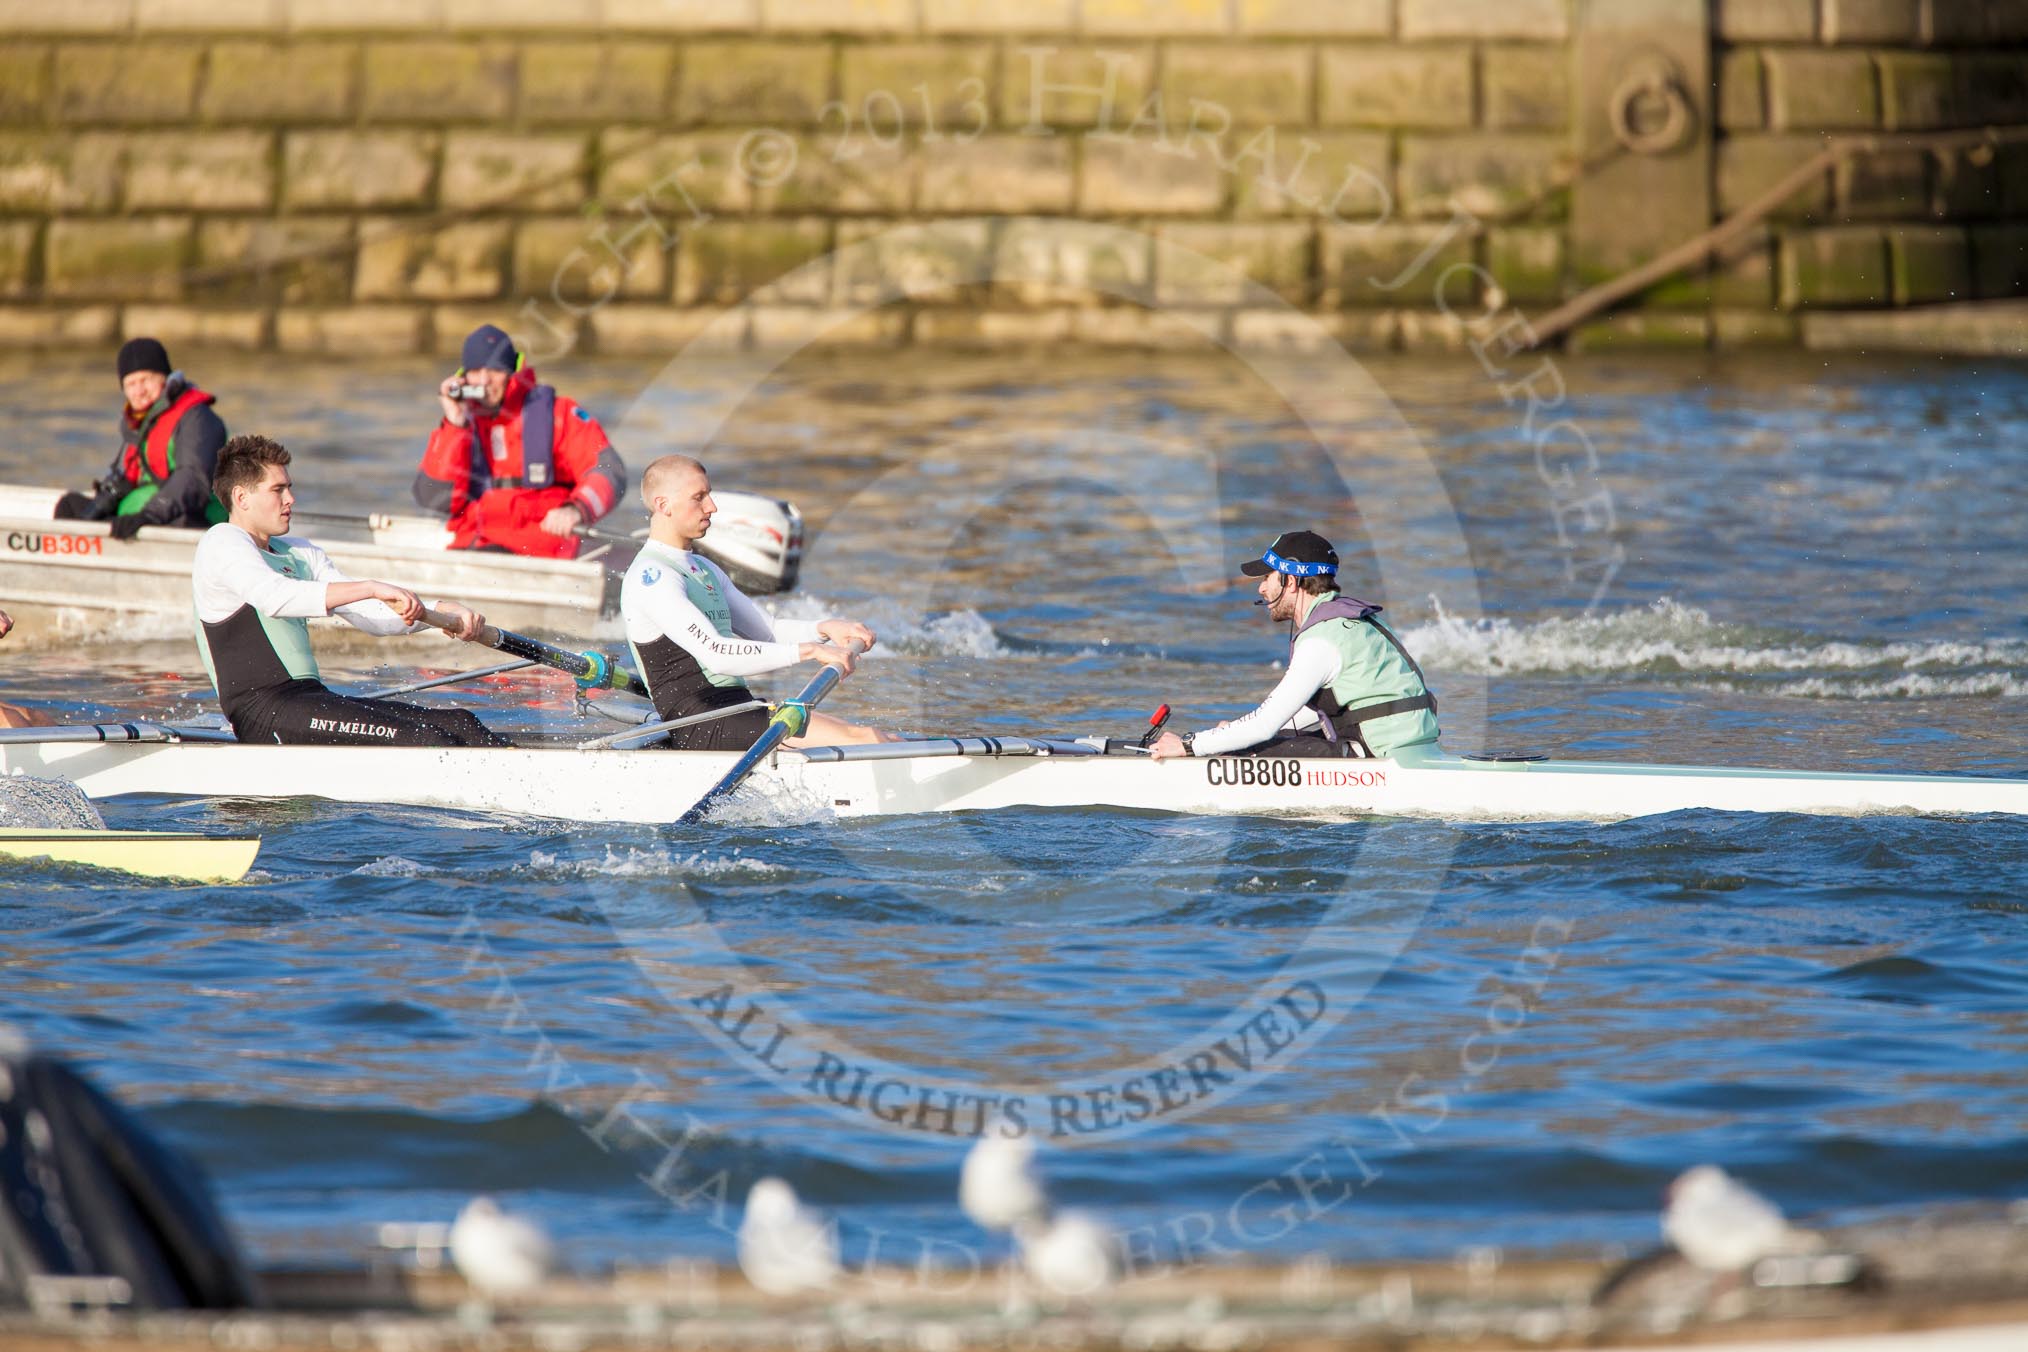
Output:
left=2, top=348, right=2024, bottom=1274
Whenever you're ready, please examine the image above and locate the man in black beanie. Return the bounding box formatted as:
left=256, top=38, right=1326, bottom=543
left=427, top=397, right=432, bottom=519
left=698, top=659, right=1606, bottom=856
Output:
left=54, top=337, right=230, bottom=539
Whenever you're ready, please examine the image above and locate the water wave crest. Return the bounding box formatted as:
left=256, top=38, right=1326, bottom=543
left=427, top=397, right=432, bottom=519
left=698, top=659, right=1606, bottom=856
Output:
left=1405, top=598, right=2025, bottom=697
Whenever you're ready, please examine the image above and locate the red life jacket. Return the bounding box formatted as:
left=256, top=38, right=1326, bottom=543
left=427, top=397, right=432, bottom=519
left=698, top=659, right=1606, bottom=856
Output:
left=119, top=385, right=214, bottom=488
left=445, top=370, right=575, bottom=558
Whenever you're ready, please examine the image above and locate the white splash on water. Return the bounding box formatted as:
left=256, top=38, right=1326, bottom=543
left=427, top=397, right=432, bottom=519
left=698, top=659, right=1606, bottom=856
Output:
left=1403, top=598, right=2027, bottom=689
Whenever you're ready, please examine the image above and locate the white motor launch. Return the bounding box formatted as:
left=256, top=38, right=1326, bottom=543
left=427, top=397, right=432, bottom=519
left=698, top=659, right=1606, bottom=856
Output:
left=694, top=490, right=803, bottom=596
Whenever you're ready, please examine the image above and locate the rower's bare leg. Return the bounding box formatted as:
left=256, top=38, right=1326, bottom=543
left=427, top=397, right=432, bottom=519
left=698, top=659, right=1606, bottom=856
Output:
left=787, top=711, right=897, bottom=747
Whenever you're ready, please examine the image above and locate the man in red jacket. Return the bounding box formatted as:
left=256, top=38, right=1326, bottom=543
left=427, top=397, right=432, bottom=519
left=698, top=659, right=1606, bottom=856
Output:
left=412, top=324, right=627, bottom=558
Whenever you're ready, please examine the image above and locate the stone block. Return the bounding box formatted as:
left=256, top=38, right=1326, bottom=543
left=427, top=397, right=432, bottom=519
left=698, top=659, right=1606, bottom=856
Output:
left=1888, top=225, right=1971, bottom=303
left=1484, top=48, right=1568, bottom=131
left=1231, top=131, right=1390, bottom=219
left=1321, top=224, right=1473, bottom=309
left=46, top=217, right=191, bottom=301
left=2002, top=145, right=2028, bottom=217
left=1398, top=134, right=1560, bottom=219
left=441, top=133, right=588, bottom=211
left=1163, top=44, right=1312, bottom=126
left=1713, top=310, right=1801, bottom=347
left=1486, top=227, right=1562, bottom=305
left=0, top=46, right=50, bottom=124
left=604, top=0, right=758, bottom=31
left=1068, top=307, right=1222, bottom=349
left=284, top=132, right=438, bottom=209
left=1932, top=144, right=2000, bottom=221
left=517, top=215, right=672, bottom=304
left=765, top=0, right=914, bottom=32
left=1961, top=55, right=2028, bottom=124
left=992, top=218, right=1153, bottom=305
left=1822, top=0, right=1919, bottom=42
left=121, top=304, right=270, bottom=351
left=1985, top=1, right=2028, bottom=41
left=281, top=0, right=441, bottom=30
left=1765, top=50, right=1878, bottom=130
left=275, top=305, right=427, bottom=356
left=1801, top=304, right=2028, bottom=358
left=913, top=307, right=1078, bottom=347
left=0, top=133, right=122, bottom=211
left=1400, top=0, right=1568, bottom=41
left=1002, top=46, right=1153, bottom=131
left=749, top=305, right=909, bottom=348
left=202, top=42, right=357, bottom=123
left=363, top=42, right=516, bottom=122
left=1320, top=47, right=1472, bottom=129
left=1717, top=50, right=1764, bottom=133
left=838, top=43, right=995, bottom=127
left=834, top=218, right=993, bottom=306
left=1778, top=227, right=1889, bottom=307
left=0, top=305, right=118, bottom=347
left=922, top=0, right=1074, bottom=33
left=599, top=128, right=755, bottom=214
left=1155, top=222, right=1312, bottom=305
left=0, top=222, right=34, bottom=299
left=1875, top=53, right=1956, bottom=131
left=0, top=1, right=133, bottom=34
left=1394, top=310, right=1472, bottom=353
left=443, top=0, right=599, bottom=26
left=520, top=43, right=673, bottom=123
left=1079, top=136, right=1224, bottom=214
left=771, top=133, right=914, bottom=213
left=679, top=41, right=831, bottom=125
left=1714, top=225, right=1777, bottom=307
left=136, top=0, right=285, bottom=28
left=1714, top=0, right=1816, bottom=40
left=1082, top=0, right=1228, bottom=35
left=356, top=219, right=511, bottom=301
left=1971, top=226, right=2028, bottom=298
left=918, top=136, right=1073, bottom=213
left=677, top=218, right=831, bottom=304
left=1230, top=309, right=1396, bottom=354
left=55, top=44, right=200, bottom=123
left=588, top=305, right=743, bottom=356
left=1836, top=148, right=1926, bottom=221
left=123, top=132, right=276, bottom=211
left=1716, top=136, right=1831, bottom=221
left=1568, top=313, right=1710, bottom=352
left=196, top=218, right=353, bottom=303
left=1235, top=0, right=1388, bottom=36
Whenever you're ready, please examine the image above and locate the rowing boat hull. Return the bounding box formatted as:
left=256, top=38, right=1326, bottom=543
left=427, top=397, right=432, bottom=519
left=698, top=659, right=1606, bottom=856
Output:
left=3, top=739, right=2023, bottom=825
left=0, top=826, right=260, bottom=882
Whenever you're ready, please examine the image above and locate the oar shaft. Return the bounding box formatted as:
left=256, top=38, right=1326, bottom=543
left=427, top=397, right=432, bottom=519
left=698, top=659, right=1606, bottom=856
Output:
left=419, top=607, right=651, bottom=699
left=678, top=641, right=865, bottom=824
left=358, top=658, right=536, bottom=700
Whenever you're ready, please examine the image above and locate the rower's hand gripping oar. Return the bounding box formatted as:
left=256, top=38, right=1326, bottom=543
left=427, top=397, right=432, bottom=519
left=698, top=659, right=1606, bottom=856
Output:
left=419, top=606, right=651, bottom=699
left=679, top=640, right=867, bottom=825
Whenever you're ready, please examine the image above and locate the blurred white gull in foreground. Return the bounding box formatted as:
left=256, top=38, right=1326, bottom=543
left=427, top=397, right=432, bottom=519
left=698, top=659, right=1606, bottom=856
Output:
left=960, top=1134, right=1048, bottom=1232
left=449, top=1197, right=554, bottom=1297
left=1664, top=1165, right=1814, bottom=1272
left=738, top=1178, right=841, bottom=1295
left=960, top=1135, right=1116, bottom=1298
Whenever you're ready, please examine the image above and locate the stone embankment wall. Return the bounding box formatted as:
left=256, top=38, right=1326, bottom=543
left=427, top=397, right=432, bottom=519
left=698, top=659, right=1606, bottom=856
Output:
left=0, top=0, right=2022, bottom=356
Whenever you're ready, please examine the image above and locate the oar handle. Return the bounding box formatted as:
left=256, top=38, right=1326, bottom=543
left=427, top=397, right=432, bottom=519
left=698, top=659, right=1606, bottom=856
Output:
left=419, top=606, right=651, bottom=699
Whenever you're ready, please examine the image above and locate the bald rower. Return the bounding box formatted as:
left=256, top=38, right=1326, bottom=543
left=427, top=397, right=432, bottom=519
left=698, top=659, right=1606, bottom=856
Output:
left=620, top=454, right=895, bottom=751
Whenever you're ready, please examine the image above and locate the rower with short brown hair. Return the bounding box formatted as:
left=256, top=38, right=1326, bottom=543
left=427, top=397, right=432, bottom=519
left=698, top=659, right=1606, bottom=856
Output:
left=193, top=435, right=510, bottom=747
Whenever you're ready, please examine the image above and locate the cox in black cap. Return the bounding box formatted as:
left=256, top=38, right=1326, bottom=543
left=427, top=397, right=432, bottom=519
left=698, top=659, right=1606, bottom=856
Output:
left=1239, top=530, right=1339, bottom=578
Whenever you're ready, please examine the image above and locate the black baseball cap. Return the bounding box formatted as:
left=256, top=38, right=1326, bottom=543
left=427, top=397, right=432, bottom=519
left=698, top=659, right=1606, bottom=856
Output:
left=1240, top=530, right=1339, bottom=578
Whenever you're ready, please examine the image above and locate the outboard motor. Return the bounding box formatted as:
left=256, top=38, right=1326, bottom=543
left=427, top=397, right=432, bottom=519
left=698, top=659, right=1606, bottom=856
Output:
left=696, top=491, right=803, bottom=595
left=0, top=1028, right=259, bottom=1312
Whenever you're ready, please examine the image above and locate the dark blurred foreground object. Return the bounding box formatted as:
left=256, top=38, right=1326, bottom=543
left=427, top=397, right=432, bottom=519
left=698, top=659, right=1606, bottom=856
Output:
left=0, top=1030, right=260, bottom=1311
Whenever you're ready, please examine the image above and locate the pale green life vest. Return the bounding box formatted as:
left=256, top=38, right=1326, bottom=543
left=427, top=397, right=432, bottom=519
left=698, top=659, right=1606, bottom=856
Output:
left=1294, top=600, right=1440, bottom=756
left=195, top=540, right=321, bottom=696
left=628, top=541, right=743, bottom=689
